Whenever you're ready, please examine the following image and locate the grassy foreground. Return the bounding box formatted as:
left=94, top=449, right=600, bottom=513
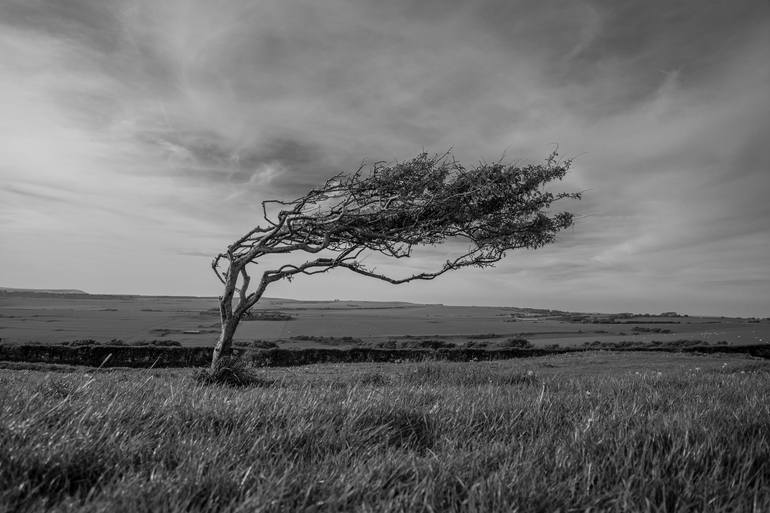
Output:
left=1, top=352, right=768, bottom=512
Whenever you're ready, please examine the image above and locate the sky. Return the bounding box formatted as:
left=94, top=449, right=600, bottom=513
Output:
left=1, top=0, right=768, bottom=316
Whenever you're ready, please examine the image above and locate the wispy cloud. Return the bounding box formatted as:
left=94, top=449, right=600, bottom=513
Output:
left=0, top=0, right=767, bottom=315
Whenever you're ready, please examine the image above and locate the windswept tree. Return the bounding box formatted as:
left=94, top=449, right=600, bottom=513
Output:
left=211, top=151, right=580, bottom=369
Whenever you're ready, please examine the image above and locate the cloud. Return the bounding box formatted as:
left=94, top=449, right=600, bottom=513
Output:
left=0, top=0, right=768, bottom=315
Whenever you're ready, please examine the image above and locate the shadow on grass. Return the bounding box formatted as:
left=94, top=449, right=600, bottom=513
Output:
left=353, top=407, right=436, bottom=453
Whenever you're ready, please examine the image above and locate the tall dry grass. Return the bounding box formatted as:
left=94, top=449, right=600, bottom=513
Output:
left=0, top=357, right=768, bottom=512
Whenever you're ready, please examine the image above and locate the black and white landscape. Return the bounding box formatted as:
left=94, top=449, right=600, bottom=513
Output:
left=0, top=1, right=768, bottom=511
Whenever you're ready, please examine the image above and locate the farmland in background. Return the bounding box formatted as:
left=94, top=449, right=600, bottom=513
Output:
left=1, top=289, right=767, bottom=350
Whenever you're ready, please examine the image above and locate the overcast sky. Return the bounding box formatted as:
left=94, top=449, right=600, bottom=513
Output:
left=1, top=0, right=768, bottom=316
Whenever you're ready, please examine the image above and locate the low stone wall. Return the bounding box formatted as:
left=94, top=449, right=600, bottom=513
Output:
left=0, top=345, right=212, bottom=368
left=0, top=343, right=767, bottom=368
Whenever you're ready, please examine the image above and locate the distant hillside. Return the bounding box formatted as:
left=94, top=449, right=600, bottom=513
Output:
left=0, top=287, right=88, bottom=295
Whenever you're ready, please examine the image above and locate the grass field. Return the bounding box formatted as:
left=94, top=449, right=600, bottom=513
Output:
left=2, top=351, right=768, bottom=512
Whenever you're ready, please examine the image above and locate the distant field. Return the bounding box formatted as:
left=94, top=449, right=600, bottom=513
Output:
left=1, top=351, right=767, bottom=512
left=0, top=291, right=768, bottom=350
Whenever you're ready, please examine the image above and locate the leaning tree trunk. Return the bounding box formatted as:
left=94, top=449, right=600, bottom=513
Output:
left=211, top=264, right=243, bottom=371
left=211, top=311, right=240, bottom=370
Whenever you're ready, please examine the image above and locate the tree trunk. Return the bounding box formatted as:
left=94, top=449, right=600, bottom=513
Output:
left=211, top=314, right=240, bottom=370
left=211, top=261, right=243, bottom=371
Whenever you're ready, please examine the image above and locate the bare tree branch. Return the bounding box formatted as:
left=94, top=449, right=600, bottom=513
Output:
left=208, top=150, right=581, bottom=369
